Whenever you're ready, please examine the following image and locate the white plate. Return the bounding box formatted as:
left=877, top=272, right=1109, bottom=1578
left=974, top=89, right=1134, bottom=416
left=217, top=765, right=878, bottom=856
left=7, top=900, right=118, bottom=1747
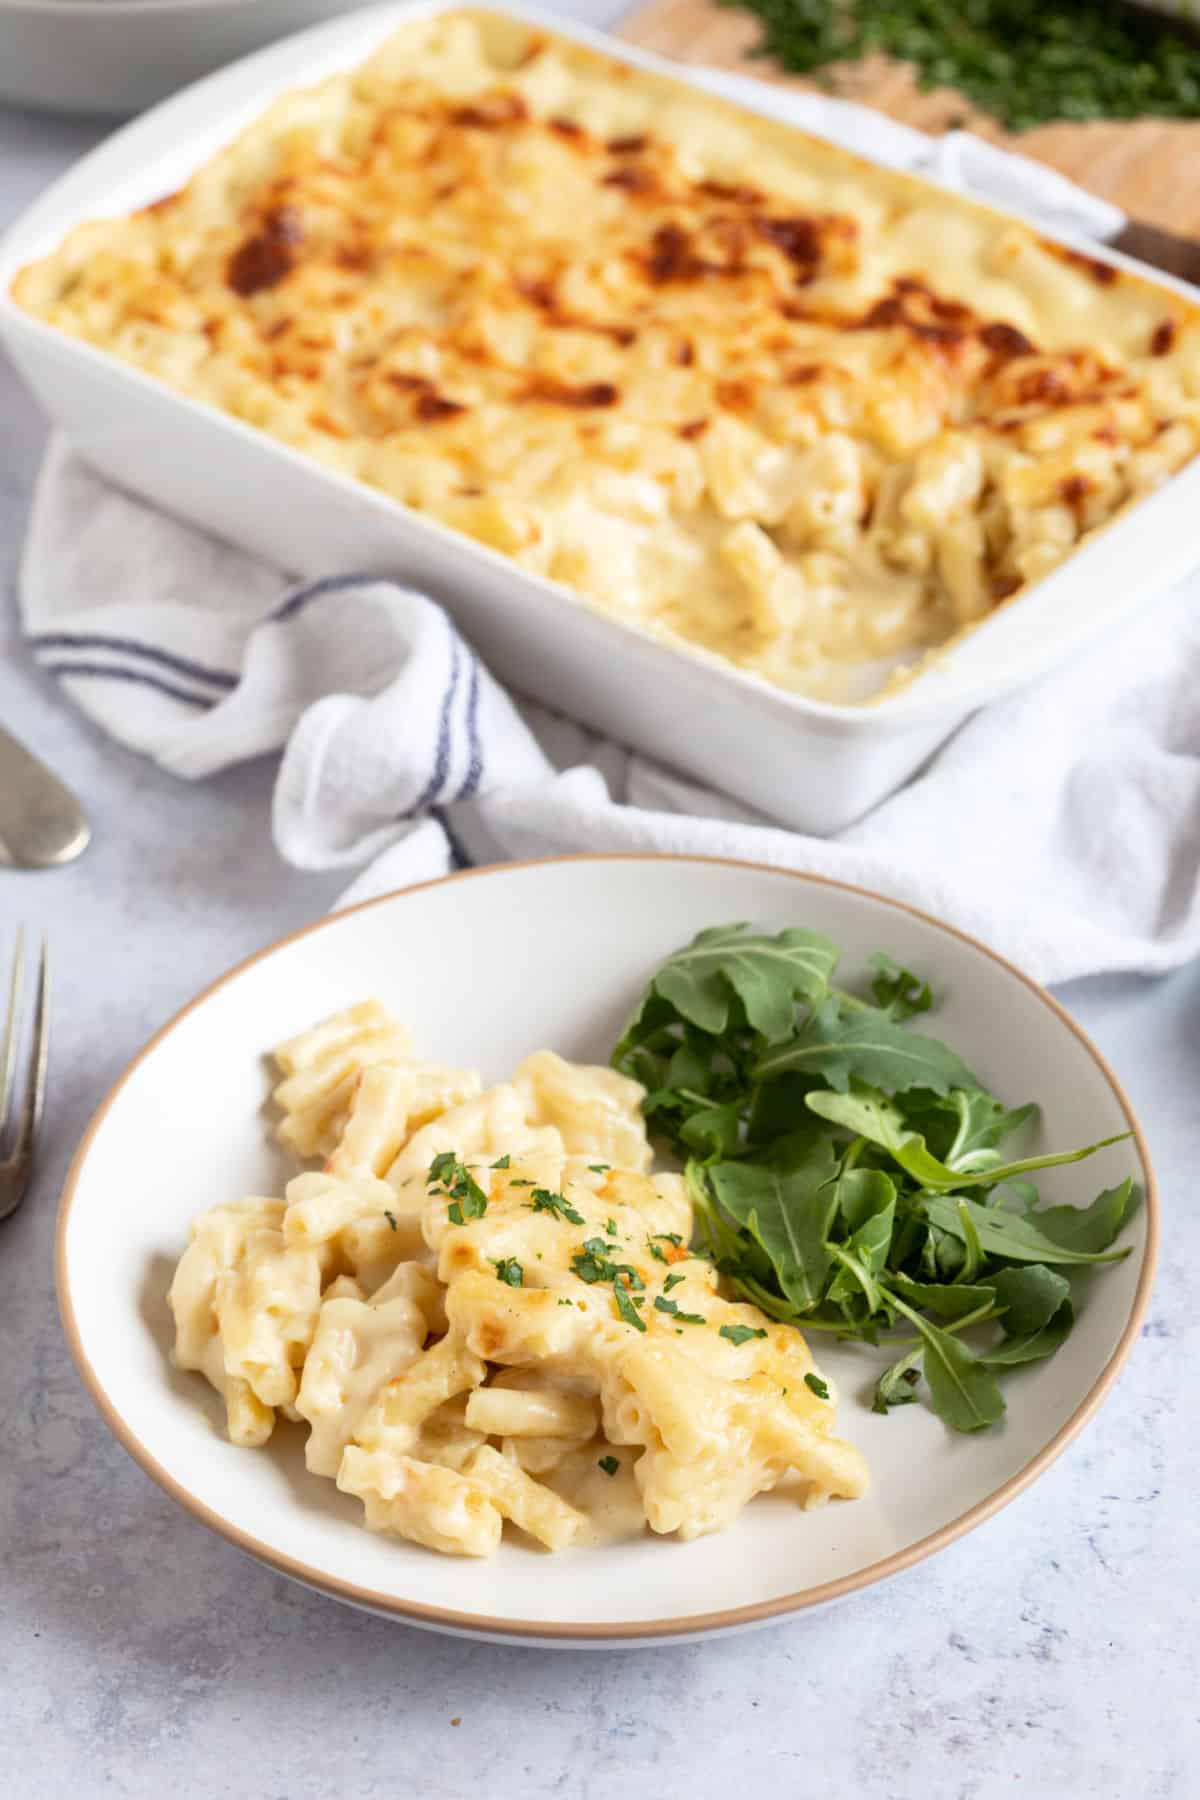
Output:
left=56, top=855, right=1156, bottom=1646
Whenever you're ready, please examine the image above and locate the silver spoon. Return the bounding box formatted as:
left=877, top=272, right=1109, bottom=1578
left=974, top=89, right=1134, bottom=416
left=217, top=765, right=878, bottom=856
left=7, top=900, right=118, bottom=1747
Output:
left=0, top=726, right=91, bottom=868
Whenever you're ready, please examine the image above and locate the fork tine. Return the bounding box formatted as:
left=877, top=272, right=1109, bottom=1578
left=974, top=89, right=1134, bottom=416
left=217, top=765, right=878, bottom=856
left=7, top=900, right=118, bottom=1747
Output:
left=0, top=926, right=24, bottom=1145
left=13, top=935, right=50, bottom=1168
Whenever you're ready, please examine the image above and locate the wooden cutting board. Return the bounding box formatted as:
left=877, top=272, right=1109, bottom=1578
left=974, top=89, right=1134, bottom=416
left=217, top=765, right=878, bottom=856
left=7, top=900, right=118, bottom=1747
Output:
left=618, top=0, right=1200, bottom=275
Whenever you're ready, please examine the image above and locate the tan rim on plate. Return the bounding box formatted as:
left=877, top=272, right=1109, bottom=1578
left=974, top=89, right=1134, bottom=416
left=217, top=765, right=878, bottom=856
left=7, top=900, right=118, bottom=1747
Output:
left=54, top=854, right=1159, bottom=1642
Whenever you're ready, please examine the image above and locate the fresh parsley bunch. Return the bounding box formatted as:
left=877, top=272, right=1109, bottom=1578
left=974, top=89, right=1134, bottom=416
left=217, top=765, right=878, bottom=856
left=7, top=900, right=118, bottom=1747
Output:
left=727, top=0, right=1200, bottom=132
left=611, top=924, right=1138, bottom=1432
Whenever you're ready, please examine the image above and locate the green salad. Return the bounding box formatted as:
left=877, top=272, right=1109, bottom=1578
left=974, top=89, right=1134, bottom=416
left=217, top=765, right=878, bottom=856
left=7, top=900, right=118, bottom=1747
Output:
left=611, top=924, right=1139, bottom=1432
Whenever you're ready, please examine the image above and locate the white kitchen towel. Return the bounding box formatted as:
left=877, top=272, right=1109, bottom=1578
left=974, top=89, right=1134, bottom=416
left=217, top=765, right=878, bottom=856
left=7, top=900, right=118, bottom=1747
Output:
left=17, top=87, right=1199, bottom=985
left=22, top=440, right=1200, bottom=986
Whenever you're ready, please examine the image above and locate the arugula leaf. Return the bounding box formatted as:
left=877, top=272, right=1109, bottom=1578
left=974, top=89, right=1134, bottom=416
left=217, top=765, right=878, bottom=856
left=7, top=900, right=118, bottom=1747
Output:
left=976, top=1264, right=1075, bottom=1366
left=679, top=1102, right=743, bottom=1158
left=827, top=1241, right=886, bottom=1314
left=955, top=1197, right=984, bottom=1284
left=621, top=922, right=839, bottom=1046
left=758, top=1007, right=977, bottom=1097
left=706, top=1144, right=839, bottom=1311
left=833, top=1167, right=897, bottom=1235
left=889, top=1291, right=1006, bottom=1433
left=826, top=1172, right=895, bottom=1311
left=868, top=951, right=933, bottom=1020
left=990, top=1265, right=1071, bottom=1336
left=946, top=1091, right=1038, bottom=1169
left=873, top=1348, right=923, bottom=1413
left=806, top=1086, right=1130, bottom=1191
left=924, top=1193, right=1133, bottom=1267
left=888, top=1276, right=997, bottom=1322
left=906, top=1088, right=1039, bottom=1170
left=980, top=1311, right=1074, bottom=1367
left=1031, top=1179, right=1140, bottom=1255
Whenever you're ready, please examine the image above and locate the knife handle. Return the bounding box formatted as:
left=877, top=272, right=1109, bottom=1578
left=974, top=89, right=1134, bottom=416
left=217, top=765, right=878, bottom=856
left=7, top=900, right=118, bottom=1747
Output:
left=0, top=726, right=91, bottom=868
left=1113, top=219, right=1200, bottom=288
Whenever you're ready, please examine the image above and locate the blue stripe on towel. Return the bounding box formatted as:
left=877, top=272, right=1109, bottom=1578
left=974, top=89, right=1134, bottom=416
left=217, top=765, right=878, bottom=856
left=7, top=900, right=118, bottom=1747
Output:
left=271, top=572, right=383, bottom=624
left=405, top=628, right=462, bottom=817
left=30, top=631, right=239, bottom=691
left=433, top=805, right=474, bottom=871
left=456, top=653, right=484, bottom=801
left=41, top=661, right=215, bottom=709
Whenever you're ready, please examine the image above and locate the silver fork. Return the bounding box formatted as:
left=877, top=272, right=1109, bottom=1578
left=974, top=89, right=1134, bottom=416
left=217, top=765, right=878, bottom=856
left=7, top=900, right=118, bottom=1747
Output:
left=0, top=929, right=51, bottom=1223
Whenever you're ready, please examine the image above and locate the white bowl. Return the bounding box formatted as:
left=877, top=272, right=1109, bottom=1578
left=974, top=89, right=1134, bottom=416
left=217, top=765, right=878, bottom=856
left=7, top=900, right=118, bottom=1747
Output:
left=56, top=854, right=1156, bottom=1647
left=0, top=0, right=357, bottom=118
left=3, top=2, right=1200, bottom=832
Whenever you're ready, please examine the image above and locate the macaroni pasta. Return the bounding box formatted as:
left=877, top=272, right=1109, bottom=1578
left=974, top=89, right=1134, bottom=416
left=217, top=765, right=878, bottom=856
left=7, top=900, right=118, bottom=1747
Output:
left=166, top=1000, right=868, bottom=1557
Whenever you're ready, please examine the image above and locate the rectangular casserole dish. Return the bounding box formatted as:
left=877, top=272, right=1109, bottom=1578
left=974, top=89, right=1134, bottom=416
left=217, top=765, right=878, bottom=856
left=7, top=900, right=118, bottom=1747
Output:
left=3, top=0, right=1200, bottom=835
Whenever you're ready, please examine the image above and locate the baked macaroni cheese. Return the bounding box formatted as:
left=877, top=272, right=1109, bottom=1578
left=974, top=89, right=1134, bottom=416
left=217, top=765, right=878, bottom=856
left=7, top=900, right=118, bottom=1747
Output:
left=17, top=10, right=1199, bottom=699
left=166, top=999, right=867, bottom=1556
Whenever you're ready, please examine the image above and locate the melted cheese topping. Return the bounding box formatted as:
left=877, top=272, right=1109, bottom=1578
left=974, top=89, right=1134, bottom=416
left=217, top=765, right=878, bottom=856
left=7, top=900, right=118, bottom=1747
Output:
left=17, top=9, right=1200, bottom=700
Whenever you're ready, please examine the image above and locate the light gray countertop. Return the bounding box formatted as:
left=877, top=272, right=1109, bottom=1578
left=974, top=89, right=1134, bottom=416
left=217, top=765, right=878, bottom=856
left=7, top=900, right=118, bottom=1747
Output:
left=0, top=16, right=1196, bottom=1797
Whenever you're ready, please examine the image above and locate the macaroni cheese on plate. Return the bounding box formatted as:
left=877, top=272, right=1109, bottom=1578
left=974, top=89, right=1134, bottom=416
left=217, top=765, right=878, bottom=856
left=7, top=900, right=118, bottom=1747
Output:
left=166, top=999, right=867, bottom=1557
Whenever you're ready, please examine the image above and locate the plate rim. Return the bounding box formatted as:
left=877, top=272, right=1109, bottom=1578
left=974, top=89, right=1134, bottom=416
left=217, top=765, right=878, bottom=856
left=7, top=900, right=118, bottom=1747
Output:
left=54, top=852, right=1159, bottom=1643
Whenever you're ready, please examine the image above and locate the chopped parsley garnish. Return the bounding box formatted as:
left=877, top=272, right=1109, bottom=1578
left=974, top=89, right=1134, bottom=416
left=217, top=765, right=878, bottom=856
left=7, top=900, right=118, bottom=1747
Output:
left=606, top=1217, right=619, bottom=1236
left=588, top=1163, right=610, bottom=1173
left=598, top=1455, right=619, bottom=1477
left=804, top=1372, right=830, bottom=1400
left=528, top=1187, right=585, bottom=1225
left=613, top=1279, right=647, bottom=1332
left=571, top=1238, right=644, bottom=1289
left=428, top=1151, right=488, bottom=1224
left=492, top=1257, right=524, bottom=1288
left=570, top=1246, right=610, bottom=1284
left=648, top=1241, right=669, bottom=1265
left=383, top=1210, right=397, bottom=1232
left=491, top=1154, right=511, bottom=1170
left=509, top=1178, right=535, bottom=1187
left=663, top=1272, right=686, bottom=1293
left=654, top=1296, right=705, bottom=1324
left=719, top=1324, right=768, bottom=1347
left=557, top=1297, right=574, bottom=1306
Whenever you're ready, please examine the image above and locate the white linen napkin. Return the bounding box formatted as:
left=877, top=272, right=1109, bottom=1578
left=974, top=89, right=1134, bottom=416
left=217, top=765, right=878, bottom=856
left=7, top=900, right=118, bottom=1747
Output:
left=17, top=89, right=1200, bottom=986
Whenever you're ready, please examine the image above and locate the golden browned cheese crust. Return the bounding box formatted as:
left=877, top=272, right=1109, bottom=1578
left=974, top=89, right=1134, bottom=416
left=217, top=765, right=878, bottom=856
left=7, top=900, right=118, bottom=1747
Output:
left=14, top=10, right=1200, bottom=700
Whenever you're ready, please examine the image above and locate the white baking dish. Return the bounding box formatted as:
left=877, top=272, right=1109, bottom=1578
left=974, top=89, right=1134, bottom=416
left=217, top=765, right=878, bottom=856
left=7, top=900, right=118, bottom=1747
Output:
left=3, top=0, right=1200, bottom=835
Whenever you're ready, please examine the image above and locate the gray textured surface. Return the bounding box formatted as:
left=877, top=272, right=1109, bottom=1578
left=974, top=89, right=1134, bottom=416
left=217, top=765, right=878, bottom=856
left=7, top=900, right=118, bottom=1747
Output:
left=1, top=21, right=1198, bottom=1796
